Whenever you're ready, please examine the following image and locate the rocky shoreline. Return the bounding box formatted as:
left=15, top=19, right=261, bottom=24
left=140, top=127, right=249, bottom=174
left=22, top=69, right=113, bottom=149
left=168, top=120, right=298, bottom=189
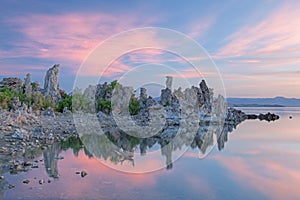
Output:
left=0, top=64, right=280, bottom=191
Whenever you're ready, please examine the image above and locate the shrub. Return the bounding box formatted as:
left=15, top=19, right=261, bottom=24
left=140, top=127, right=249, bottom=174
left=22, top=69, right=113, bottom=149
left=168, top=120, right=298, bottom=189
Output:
left=164, top=100, right=170, bottom=106
left=42, top=95, right=55, bottom=109
left=57, top=94, right=72, bottom=112
left=96, top=99, right=111, bottom=114
left=129, top=96, right=140, bottom=115
left=72, top=93, right=91, bottom=112
left=33, top=92, right=44, bottom=110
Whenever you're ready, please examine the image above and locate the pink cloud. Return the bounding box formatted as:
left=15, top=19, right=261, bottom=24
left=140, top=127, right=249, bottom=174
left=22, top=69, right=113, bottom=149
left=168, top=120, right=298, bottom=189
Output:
left=215, top=1, right=300, bottom=67
left=214, top=156, right=300, bottom=200
left=4, top=13, right=156, bottom=75
left=187, top=15, right=217, bottom=39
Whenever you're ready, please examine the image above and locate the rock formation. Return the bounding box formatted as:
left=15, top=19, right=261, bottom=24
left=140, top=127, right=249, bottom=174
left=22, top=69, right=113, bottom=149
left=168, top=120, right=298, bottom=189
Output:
left=24, top=73, right=32, bottom=97
left=83, top=85, right=96, bottom=101
left=166, top=76, right=173, bottom=90
left=139, top=87, right=148, bottom=108
left=0, top=77, right=23, bottom=91
left=43, top=64, right=61, bottom=103
left=160, top=78, right=173, bottom=106
left=199, top=80, right=212, bottom=113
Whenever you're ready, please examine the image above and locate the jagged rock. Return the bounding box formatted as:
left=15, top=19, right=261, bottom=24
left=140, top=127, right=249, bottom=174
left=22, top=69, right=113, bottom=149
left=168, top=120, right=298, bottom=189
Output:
left=24, top=73, right=32, bottom=97
left=166, top=76, right=173, bottom=90
left=212, top=95, right=228, bottom=121
left=43, top=64, right=61, bottom=103
left=0, top=77, right=23, bottom=91
left=139, top=87, right=149, bottom=110
left=95, top=82, right=111, bottom=99
left=83, top=85, right=96, bottom=101
left=160, top=77, right=174, bottom=106
left=199, top=80, right=212, bottom=113
left=160, top=88, right=172, bottom=106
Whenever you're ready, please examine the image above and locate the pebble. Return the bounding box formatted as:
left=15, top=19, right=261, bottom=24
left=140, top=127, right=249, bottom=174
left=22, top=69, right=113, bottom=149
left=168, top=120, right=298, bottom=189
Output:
left=23, top=180, right=30, bottom=184
left=0, top=147, right=8, bottom=153
left=31, top=164, right=39, bottom=168
left=75, top=171, right=80, bottom=174
left=8, top=184, right=15, bottom=189
left=81, top=171, right=87, bottom=178
left=39, top=179, right=45, bottom=185
left=0, top=176, right=4, bottom=180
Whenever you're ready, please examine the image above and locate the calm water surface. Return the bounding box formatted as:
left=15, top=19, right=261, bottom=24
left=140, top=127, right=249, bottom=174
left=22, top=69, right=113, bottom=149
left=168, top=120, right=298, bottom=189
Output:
left=3, top=107, right=300, bottom=200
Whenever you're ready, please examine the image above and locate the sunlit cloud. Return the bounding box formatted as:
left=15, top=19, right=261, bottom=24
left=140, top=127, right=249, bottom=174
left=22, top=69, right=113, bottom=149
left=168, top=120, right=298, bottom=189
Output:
left=214, top=156, right=300, bottom=200
left=2, top=13, right=155, bottom=73
left=215, top=1, right=300, bottom=65
left=187, top=15, right=217, bottom=39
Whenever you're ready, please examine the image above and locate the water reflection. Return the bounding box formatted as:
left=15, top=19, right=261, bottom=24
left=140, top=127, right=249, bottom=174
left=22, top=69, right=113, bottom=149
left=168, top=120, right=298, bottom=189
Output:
left=76, top=122, right=238, bottom=171
left=2, top=108, right=300, bottom=200
left=8, top=122, right=237, bottom=182
left=43, top=143, right=60, bottom=179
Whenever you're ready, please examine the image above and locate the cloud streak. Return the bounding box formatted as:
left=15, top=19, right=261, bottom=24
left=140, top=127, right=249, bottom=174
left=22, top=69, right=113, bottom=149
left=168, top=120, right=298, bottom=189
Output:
left=215, top=1, right=300, bottom=67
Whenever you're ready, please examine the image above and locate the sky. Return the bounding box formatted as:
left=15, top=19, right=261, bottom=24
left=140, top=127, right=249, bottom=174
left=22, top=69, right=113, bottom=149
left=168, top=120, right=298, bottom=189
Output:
left=0, top=0, right=300, bottom=98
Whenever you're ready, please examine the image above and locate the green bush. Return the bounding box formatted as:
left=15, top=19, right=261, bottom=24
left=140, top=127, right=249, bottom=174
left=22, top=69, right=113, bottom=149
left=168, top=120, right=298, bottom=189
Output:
left=129, top=96, right=140, bottom=115
left=164, top=100, right=170, bottom=106
left=42, top=95, right=55, bottom=109
left=33, top=91, right=44, bottom=110
left=96, top=99, right=111, bottom=114
left=72, top=93, right=91, bottom=112
left=0, top=86, right=30, bottom=110
left=57, top=94, right=72, bottom=112
left=103, top=80, right=121, bottom=96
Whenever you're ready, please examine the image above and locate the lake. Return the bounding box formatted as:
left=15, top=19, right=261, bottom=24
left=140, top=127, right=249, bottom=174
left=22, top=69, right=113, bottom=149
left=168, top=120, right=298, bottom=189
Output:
left=2, top=107, right=300, bottom=200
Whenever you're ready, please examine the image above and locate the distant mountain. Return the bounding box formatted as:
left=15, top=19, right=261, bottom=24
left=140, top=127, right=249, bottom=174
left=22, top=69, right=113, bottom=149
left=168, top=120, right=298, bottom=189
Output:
left=227, top=96, right=300, bottom=107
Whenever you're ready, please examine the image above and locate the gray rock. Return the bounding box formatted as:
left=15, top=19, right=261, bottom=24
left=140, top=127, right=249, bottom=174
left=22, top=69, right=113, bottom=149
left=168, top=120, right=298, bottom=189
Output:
left=24, top=73, right=32, bottom=97
left=83, top=85, right=96, bottom=101
left=43, top=64, right=61, bottom=103
left=160, top=88, right=172, bottom=106
left=95, top=82, right=110, bottom=99
left=0, top=77, right=23, bottom=91
left=199, top=80, right=212, bottom=113
left=139, top=87, right=148, bottom=109
left=166, top=76, right=173, bottom=90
